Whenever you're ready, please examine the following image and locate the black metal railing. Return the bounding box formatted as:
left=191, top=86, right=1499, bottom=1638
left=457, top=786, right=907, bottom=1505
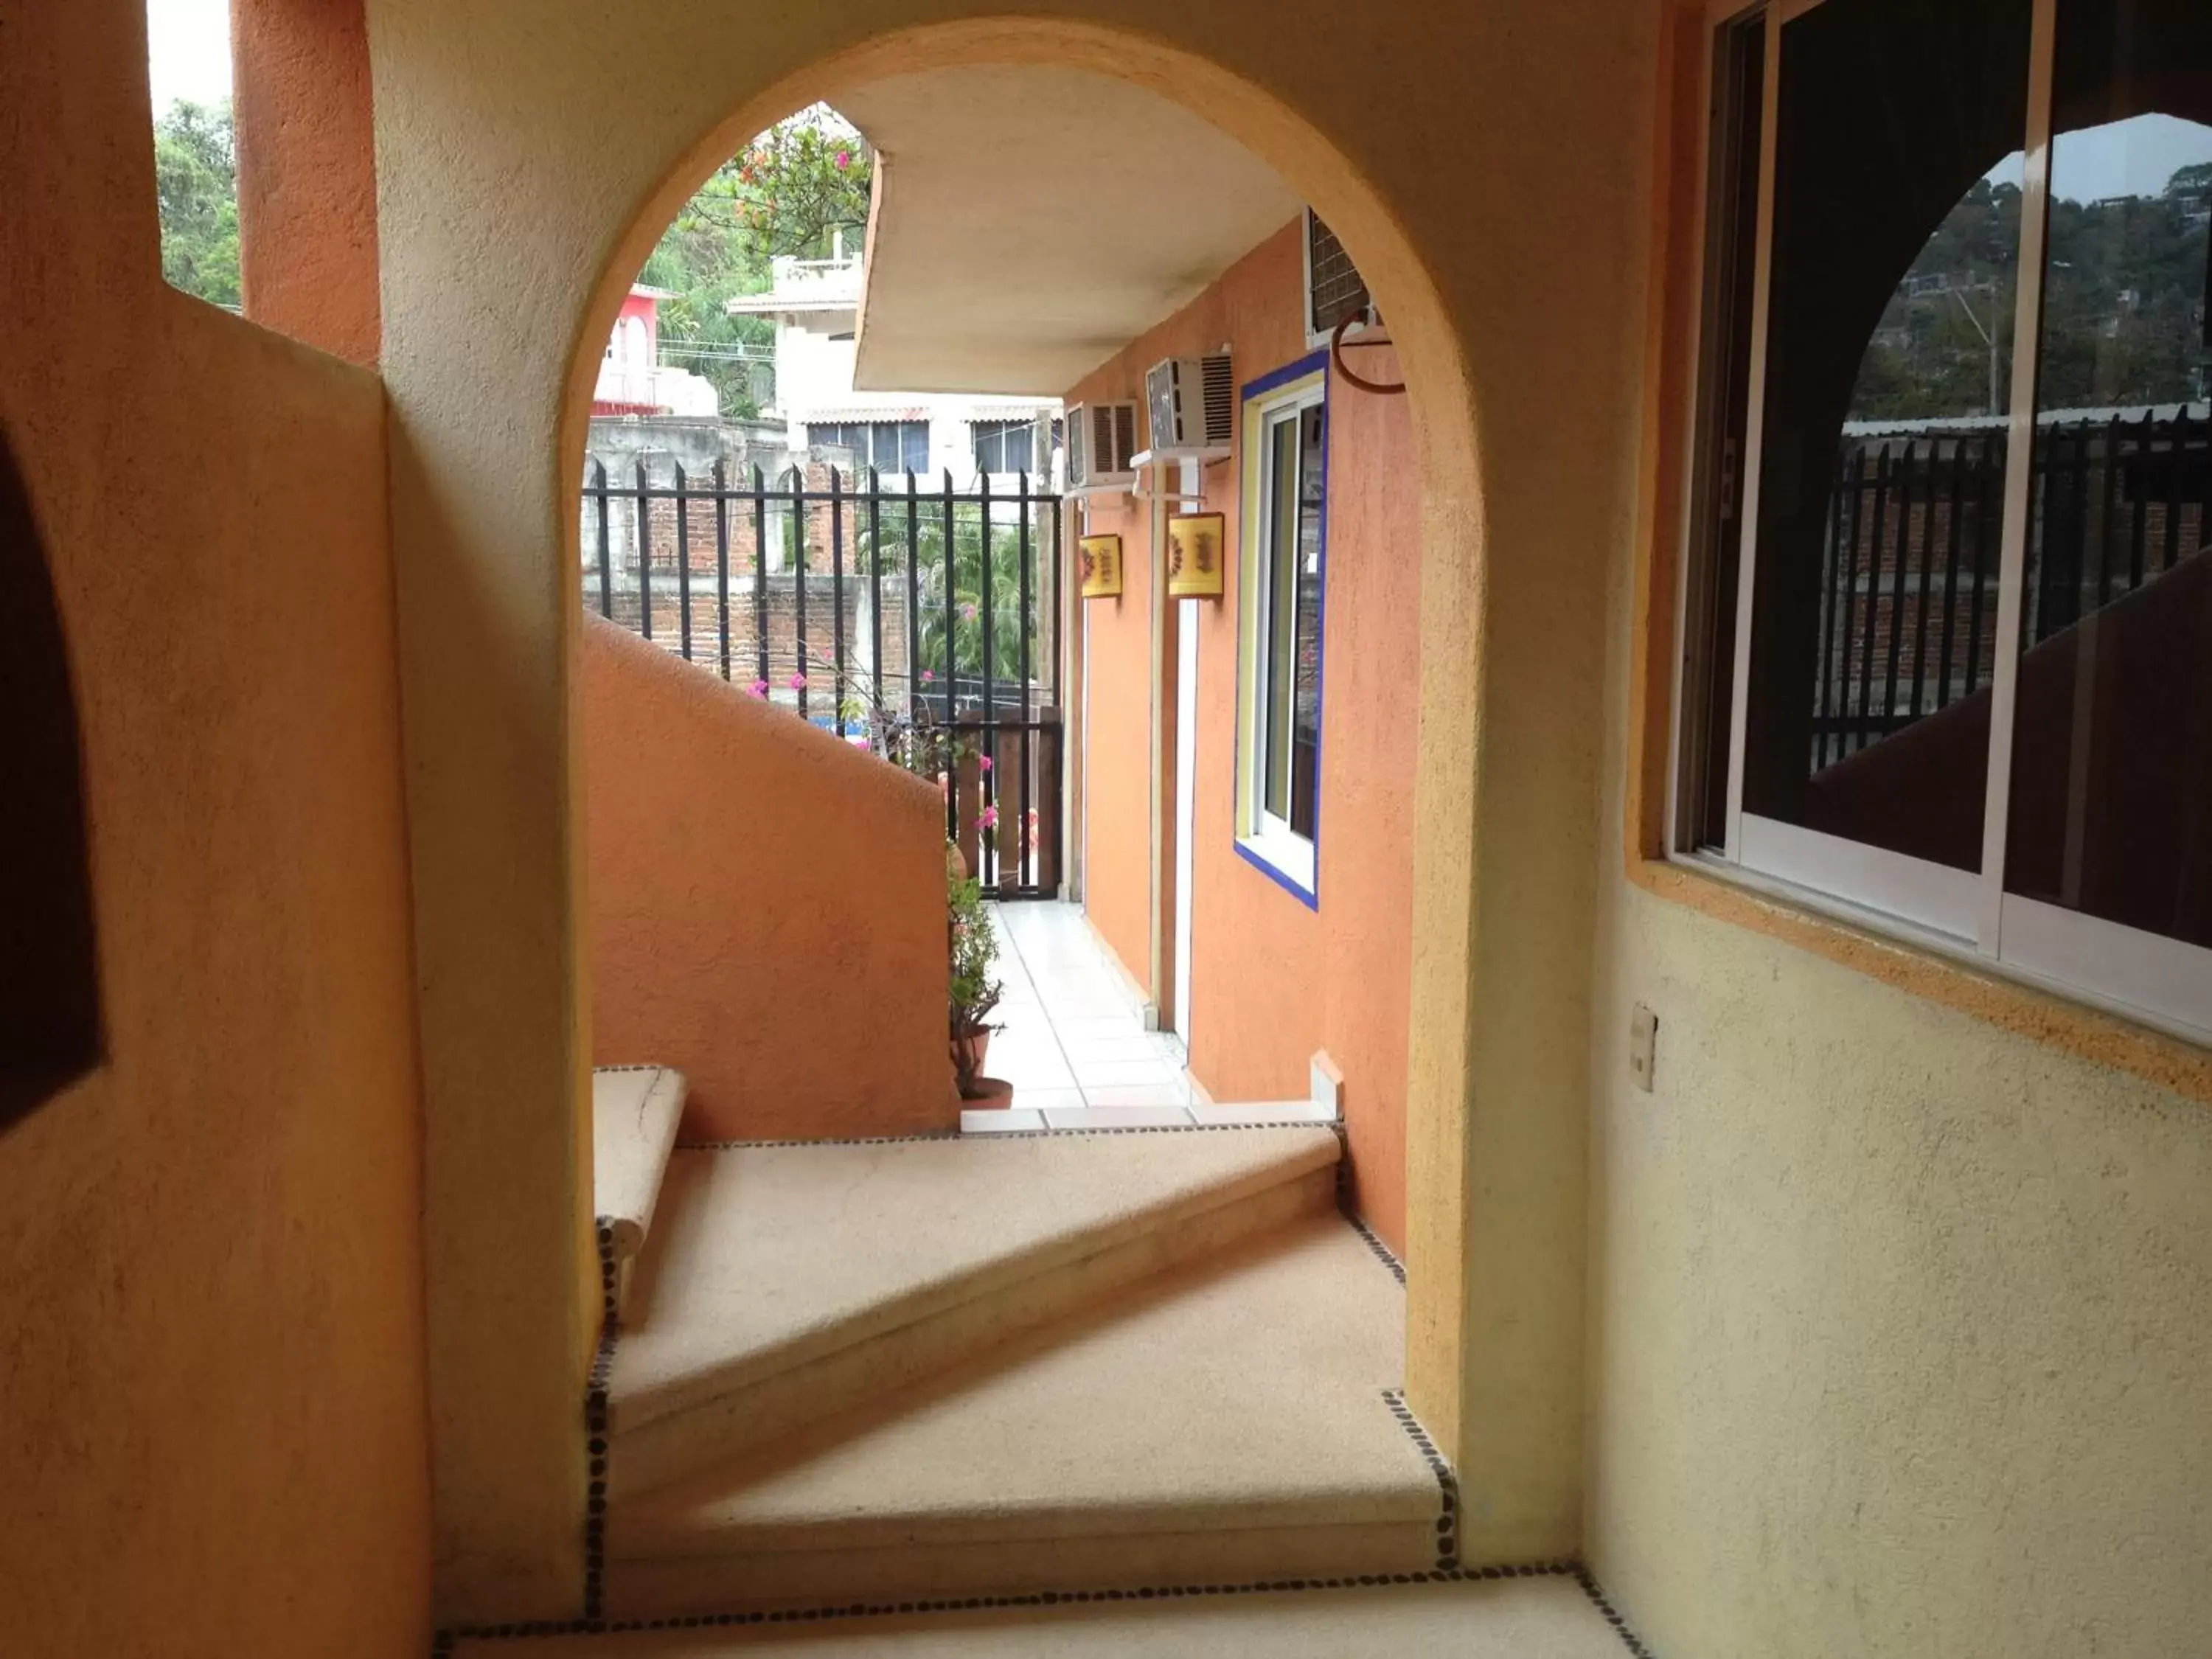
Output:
left=1811, top=408, right=2208, bottom=767
left=581, top=460, right=1065, bottom=897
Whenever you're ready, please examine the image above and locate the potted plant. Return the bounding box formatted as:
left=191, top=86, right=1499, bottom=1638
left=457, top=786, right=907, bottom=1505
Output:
left=947, top=855, right=1006, bottom=1100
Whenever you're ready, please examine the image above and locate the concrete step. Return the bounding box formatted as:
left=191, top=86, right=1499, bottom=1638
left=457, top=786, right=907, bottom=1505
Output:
left=602, top=1211, right=1439, bottom=1618
left=453, top=1571, right=1631, bottom=1655
left=606, top=1127, right=1343, bottom=1500
left=593, top=1067, right=689, bottom=1322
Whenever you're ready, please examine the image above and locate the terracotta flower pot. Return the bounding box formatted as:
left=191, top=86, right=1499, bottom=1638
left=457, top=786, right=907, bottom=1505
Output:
left=952, top=1029, right=992, bottom=1097
left=961, top=1076, right=1015, bottom=1110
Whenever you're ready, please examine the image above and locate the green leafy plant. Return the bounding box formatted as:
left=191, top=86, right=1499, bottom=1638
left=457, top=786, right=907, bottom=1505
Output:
left=947, top=858, right=1003, bottom=1093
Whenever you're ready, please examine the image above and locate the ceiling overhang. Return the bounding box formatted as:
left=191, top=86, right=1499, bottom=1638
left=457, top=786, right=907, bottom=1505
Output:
left=841, top=66, right=1301, bottom=397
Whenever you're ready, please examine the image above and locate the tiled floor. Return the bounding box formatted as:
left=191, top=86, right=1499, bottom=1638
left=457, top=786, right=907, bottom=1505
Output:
left=963, top=901, right=1331, bottom=1135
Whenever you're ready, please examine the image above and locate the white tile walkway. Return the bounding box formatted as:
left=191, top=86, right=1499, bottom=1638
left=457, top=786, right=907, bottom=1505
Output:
left=962, top=901, right=1335, bottom=1135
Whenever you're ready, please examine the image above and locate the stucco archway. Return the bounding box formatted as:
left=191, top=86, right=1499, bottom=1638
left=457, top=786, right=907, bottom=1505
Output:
left=377, top=0, right=1631, bottom=1622
left=554, top=0, right=1486, bottom=1473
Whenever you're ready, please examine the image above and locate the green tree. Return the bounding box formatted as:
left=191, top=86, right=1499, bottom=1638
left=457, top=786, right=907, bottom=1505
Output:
left=886, top=509, right=1043, bottom=697
left=154, top=100, right=240, bottom=310
left=640, top=107, right=874, bottom=418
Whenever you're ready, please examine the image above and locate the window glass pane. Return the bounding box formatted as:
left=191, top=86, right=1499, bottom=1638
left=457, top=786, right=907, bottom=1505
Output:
left=904, top=422, right=928, bottom=473
left=1290, top=403, right=1324, bottom=840
left=2004, top=0, right=2212, bottom=947
left=1742, top=0, right=2032, bottom=872
left=1684, top=13, right=1766, bottom=852
left=1264, top=414, right=1301, bottom=822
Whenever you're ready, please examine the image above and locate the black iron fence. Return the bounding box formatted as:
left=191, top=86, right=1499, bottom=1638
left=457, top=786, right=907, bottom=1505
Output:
left=581, top=460, right=1064, bottom=896
left=1812, top=407, right=2209, bottom=766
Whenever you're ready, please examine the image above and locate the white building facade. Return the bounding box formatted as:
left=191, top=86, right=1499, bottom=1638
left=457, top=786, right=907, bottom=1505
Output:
left=730, top=254, right=1060, bottom=485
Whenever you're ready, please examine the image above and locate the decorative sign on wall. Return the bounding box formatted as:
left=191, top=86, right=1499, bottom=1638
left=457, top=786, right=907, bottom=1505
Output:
left=1079, top=532, right=1124, bottom=599
left=1166, top=512, right=1227, bottom=599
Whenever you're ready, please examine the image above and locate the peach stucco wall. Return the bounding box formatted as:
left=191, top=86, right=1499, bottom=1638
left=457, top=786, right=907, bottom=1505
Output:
left=1069, top=222, right=1421, bottom=1251
left=232, top=0, right=383, bottom=366
left=583, top=616, right=956, bottom=1140
left=1074, top=482, right=1156, bottom=992
left=0, top=4, right=431, bottom=1655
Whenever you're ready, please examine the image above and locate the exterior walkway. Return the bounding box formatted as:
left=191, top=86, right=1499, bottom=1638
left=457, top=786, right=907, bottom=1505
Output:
left=451, top=1571, right=1641, bottom=1655
left=966, top=901, right=1331, bottom=1133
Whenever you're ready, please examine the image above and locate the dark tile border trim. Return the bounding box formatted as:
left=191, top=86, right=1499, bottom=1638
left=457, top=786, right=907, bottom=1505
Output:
left=1575, top=1567, right=1658, bottom=1658
left=1342, top=1211, right=1405, bottom=1283
left=675, top=1121, right=1337, bottom=1150
left=433, top=1559, right=1660, bottom=1650
left=1380, top=1389, right=1457, bottom=1571
left=583, top=1219, right=621, bottom=1622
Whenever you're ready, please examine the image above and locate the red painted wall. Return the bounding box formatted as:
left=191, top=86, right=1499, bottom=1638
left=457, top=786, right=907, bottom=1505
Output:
left=582, top=616, right=957, bottom=1141
left=1068, top=220, right=1421, bottom=1250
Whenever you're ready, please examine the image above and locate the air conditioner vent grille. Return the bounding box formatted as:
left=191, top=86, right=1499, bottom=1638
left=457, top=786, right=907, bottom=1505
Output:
left=1200, top=354, right=1234, bottom=448
left=1065, top=400, right=1137, bottom=488
left=1308, top=211, right=1375, bottom=339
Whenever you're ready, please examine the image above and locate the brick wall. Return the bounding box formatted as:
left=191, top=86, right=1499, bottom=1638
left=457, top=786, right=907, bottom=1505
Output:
left=599, top=571, right=914, bottom=714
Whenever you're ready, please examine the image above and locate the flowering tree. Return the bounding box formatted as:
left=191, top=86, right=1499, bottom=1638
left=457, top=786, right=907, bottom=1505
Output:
left=639, top=106, right=872, bottom=416
left=725, top=112, right=872, bottom=260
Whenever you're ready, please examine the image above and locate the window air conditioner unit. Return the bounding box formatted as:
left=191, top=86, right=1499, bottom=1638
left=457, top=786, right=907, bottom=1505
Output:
left=1066, top=400, right=1138, bottom=490
left=1145, top=352, right=1234, bottom=453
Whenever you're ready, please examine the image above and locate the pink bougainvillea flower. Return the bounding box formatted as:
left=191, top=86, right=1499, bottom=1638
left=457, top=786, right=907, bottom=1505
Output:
left=921, top=669, right=936, bottom=683
left=960, top=602, right=977, bottom=621
left=788, top=672, right=807, bottom=689
left=749, top=678, right=769, bottom=698
left=978, top=806, right=999, bottom=831
left=979, top=757, right=993, bottom=773
left=835, top=149, right=852, bottom=171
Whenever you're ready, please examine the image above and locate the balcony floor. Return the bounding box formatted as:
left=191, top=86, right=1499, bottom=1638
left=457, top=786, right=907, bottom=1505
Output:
left=453, top=1569, right=1637, bottom=1655
left=967, top=900, right=1329, bottom=1135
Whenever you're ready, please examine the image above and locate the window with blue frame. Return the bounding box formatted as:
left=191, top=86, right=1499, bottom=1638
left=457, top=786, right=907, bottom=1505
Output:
left=1234, top=355, right=1329, bottom=904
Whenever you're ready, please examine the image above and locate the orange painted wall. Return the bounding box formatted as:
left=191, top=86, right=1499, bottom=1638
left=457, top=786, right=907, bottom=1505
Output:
left=1068, top=221, right=1422, bottom=1250
left=0, top=4, right=431, bottom=1655
left=1074, top=482, right=1156, bottom=988
left=232, top=0, right=382, bottom=365
left=582, top=616, right=957, bottom=1140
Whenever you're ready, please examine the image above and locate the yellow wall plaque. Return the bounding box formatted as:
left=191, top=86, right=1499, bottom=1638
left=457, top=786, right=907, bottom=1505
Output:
left=1079, top=532, right=1124, bottom=599
left=1166, top=511, right=1226, bottom=599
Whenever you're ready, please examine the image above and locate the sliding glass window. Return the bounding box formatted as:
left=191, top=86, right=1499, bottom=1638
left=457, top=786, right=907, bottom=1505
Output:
left=1681, top=0, right=2212, bottom=1033
left=1235, top=358, right=1329, bottom=902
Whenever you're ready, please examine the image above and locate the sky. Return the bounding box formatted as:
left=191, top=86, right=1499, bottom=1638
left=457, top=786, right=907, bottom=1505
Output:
left=1984, top=113, right=2212, bottom=203
left=146, top=0, right=233, bottom=112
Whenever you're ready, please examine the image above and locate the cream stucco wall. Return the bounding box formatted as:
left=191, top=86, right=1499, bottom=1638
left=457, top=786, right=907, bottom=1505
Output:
left=1580, top=5, right=2212, bottom=1653
left=1585, top=882, right=2212, bottom=1658
left=367, top=0, right=1652, bottom=1615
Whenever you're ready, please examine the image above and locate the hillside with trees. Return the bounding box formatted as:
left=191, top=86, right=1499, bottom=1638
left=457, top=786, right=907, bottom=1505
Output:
left=1849, top=159, right=2211, bottom=423
left=151, top=100, right=869, bottom=420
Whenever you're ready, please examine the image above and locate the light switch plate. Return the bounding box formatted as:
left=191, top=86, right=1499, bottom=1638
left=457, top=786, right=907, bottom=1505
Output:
left=1629, top=1003, right=1658, bottom=1093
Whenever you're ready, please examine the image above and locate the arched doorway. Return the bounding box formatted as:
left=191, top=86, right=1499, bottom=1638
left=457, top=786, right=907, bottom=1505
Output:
left=384, top=7, right=1610, bottom=1624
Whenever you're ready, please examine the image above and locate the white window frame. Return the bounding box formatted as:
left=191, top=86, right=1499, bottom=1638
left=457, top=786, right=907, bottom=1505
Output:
left=1235, top=357, right=1329, bottom=905
left=1675, top=0, right=2212, bottom=1043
